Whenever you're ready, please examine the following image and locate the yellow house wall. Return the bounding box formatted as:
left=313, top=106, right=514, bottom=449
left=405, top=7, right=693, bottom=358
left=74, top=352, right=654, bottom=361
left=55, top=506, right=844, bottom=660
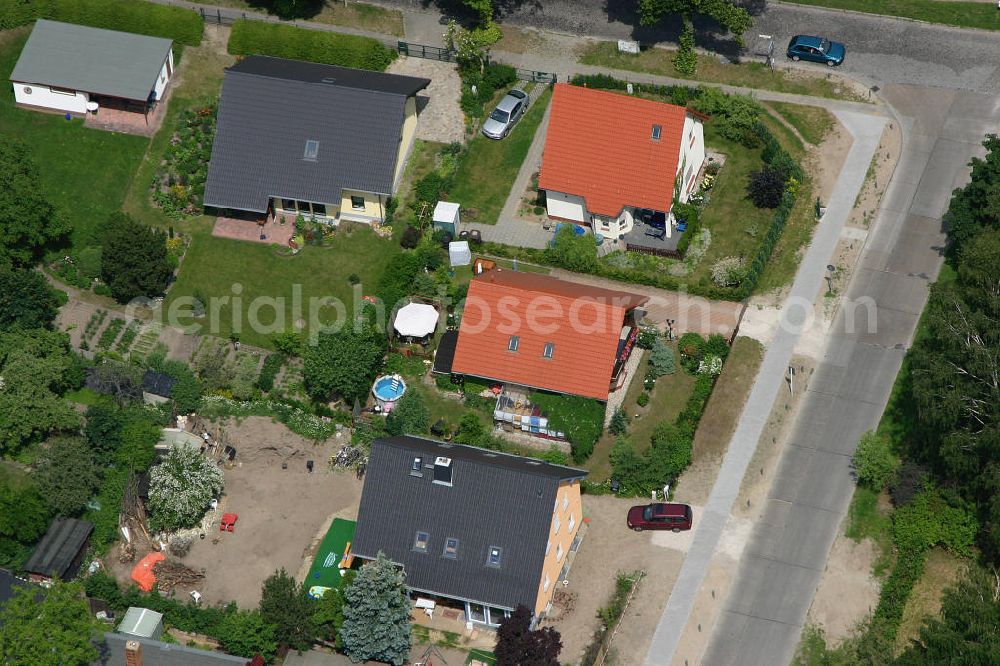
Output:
left=393, top=95, right=418, bottom=189
left=340, top=190, right=387, bottom=221
left=535, top=479, right=584, bottom=616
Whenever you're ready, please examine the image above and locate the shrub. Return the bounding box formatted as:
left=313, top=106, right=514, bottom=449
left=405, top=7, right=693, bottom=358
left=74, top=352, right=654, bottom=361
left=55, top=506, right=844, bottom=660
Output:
left=636, top=326, right=659, bottom=350
left=747, top=165, right=789, bottom=208
left=272, top=329, right=303, bottom=357
left=530, top=392, right=604, bottom=462
left=673, top=19, right=697, bottom=76
left=545, top=225, right=597, bottom=273
left=692, top=86, right=762, bottom=148
left=636, top=392, right=649, bottom=408
left=852, top=431, right=900, bottom=490
left=648, top=338, right=676, bottom=377
left=400, top=226, right=422, bottom=249
left=256, top=354, right=284, bottom=393
left=609, top=408, right=629, bottom=436
left=228, top=20, right=396, bottom=71
left=711, top=256, right=747, bottom=287
left=890, top=461, right=928, bottom=507
left=2, top=0, right=203, bottom=45
left=702, top=334, right=730, bottom=362
left=677, top=332, right=705, bottom=374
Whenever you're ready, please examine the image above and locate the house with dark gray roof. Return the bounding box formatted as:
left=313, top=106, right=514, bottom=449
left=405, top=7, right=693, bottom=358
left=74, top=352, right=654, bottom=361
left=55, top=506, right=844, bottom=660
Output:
left=204, top=56, right=430, bottom=226
left=352, top=436, right=587, bottom=628
left=24, top=517, right=93, bottom=584
left=95, top=632, right=255, bottom=666
left=10, top=19, right=173, bottom=118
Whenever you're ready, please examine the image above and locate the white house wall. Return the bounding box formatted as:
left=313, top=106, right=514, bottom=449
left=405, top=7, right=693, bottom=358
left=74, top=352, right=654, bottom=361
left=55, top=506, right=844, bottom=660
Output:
left=152, top=50, right=173, bottom=101
left=13, top=81, right=89, bottom=115
left=545, top=190, right=587, bottom=223
left=677, top=115, right=706, bottom=203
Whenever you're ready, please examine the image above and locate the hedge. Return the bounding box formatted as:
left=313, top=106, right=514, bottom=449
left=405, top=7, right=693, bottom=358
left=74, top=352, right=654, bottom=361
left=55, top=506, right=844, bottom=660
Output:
left=529, top=391, right=605, bottom=462
left=228, top=20, right=396, bottom=71
left=1, top=0, right=203, bottom=46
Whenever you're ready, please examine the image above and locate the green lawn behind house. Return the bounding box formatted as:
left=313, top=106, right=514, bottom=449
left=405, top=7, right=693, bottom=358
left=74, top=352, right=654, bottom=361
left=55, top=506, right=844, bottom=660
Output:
left=784, top=0, right=1000, bottom=31
left=0, top=30, right=148, bottom=247
left=579, top=42, right=864, bottom=102
left=449, top=86, right=553, bottom=225
left=766, top=101, right=835, bottom=146
left=163, top=227, right=399, bottom=348
left=304, top=518, right=357, bottom=593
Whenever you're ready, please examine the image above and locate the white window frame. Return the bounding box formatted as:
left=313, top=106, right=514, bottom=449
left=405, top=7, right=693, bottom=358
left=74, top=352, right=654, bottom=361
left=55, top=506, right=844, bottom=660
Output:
left=413, top=531, right=429, bottom=552
left=543, top=574, right=551, bottom=592
left=568, top=514, right=576, bottom=533
left=351, top=195, right=366, bottom=210
left=556, top=543, right=564, bottom=562
left=553, top=514, right=560, bottom=535
left=562, top=494, right=569, bottom=512
left=545, top=540, right=551, bottom=556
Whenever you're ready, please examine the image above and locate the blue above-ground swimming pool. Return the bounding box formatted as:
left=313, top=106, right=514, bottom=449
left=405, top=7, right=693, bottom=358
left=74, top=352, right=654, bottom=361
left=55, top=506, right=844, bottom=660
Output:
left=372, top=374, right=407, bottom=412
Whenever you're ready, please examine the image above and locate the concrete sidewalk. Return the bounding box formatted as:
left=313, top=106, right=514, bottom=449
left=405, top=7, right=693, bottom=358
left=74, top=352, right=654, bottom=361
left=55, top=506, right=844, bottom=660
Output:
left=643, top=108, right=886, bottom=666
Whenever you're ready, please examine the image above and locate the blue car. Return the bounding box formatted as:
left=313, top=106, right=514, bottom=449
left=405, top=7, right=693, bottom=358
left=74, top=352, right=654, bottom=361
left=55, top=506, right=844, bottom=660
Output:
left=786, top=35, right=845, bottom=67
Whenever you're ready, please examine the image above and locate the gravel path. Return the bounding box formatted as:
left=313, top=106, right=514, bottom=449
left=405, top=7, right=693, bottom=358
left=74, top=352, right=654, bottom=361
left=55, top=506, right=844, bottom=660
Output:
left=387, top=56, right=465, bottom=144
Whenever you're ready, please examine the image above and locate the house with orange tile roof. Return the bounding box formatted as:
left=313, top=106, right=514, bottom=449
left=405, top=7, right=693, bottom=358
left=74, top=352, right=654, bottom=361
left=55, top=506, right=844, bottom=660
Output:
left=539, top=83, right=706, bottom=245
left=442, top=270, right=648, bottom=403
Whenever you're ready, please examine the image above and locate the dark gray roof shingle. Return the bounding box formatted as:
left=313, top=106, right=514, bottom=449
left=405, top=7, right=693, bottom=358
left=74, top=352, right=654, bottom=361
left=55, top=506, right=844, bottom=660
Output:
left=352, top=436, right=587, bottom=611
left=141, top=370, right=176, bottom=398
left=203, top=56, right=430, bottom=213
left=24, top=517, right=93, bottom=579
left=10, top=20, right=172, bottom=101
left=97, top=633, right=249, bottom=666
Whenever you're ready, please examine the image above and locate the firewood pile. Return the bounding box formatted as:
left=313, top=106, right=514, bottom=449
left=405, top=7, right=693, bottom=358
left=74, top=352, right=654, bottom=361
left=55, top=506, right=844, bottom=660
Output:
left=153, top=560, right=205, bottom=592
left=118, top=472, right=153, bottom=562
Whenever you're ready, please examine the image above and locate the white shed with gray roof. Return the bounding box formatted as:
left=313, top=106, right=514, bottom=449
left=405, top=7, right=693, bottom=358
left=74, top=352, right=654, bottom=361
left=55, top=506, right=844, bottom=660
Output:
left=117, top=607, right=164, bottom=640
left=10, top=19, right=173, bottom=116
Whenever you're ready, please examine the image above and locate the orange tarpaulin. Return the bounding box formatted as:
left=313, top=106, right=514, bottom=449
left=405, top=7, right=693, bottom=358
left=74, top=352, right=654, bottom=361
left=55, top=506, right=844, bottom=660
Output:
left=131, top=552, right=165, bottom=592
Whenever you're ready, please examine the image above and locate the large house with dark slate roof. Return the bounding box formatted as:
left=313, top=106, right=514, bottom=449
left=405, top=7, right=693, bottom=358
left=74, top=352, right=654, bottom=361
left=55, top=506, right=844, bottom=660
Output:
left=352, top=436, right=588, bottom=628
left=204, top=56, right=429, bottom=226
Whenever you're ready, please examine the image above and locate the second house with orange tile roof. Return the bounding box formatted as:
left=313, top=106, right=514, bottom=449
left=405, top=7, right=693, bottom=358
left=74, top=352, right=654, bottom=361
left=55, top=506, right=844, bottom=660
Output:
left=539, top=83, right=706, bottom=243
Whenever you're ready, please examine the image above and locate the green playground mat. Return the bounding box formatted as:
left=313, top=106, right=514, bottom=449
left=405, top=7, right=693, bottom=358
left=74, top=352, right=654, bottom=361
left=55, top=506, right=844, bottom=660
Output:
left=305, top=518, right=356, bottom=597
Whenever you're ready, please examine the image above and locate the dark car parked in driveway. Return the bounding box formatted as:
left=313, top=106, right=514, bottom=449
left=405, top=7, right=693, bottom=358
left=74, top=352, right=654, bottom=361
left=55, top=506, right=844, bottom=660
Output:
left=627, top=503, right=693, bottom=532
left=787, top=35, right=845, bottom=67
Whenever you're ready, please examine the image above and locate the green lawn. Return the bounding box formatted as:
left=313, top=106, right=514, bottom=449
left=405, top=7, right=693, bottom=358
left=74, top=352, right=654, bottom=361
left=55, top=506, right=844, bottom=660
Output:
left=785, top=0, right=1000, bottom=31
left=585, top=347, right=696, bottom=480
left=163, top=226, right=399, bottom=348
left=0, top=29, right=149, bottom=247
left=64, top=387, right=106, bottom=406
left=691, top=337, right=764, bottom=461
left=579, top=41, right=864, bottom=102
left=449, top=86, right=553, bottom=225
left=845, top=486, right=895, bottom=576
left=767, top=101, right=835, bottom=146
left=688, top=126, right=777, bottom=286
left=304, top=518, right=357, bottom=593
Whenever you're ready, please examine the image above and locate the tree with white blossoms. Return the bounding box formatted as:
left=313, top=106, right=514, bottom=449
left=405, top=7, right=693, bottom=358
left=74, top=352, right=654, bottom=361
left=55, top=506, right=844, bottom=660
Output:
left=148, top=442, right=224, bottom=531
left=340, top=552, right=412, bottom=666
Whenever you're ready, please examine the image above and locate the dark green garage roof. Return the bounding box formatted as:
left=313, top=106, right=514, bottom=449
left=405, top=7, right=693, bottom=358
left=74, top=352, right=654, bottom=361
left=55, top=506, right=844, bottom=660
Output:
left=10, top=19, right=172, bottom=101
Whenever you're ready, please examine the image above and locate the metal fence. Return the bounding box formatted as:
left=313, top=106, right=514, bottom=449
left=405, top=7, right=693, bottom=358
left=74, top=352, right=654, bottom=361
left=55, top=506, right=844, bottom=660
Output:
left=514, top=67, right=557, bottom=84
left=397, top=41, right=457, bottom=62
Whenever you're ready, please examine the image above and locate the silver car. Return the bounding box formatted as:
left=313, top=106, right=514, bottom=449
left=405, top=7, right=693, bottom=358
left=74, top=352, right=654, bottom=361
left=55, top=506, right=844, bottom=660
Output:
left=481, top=89, right=528, bottom=140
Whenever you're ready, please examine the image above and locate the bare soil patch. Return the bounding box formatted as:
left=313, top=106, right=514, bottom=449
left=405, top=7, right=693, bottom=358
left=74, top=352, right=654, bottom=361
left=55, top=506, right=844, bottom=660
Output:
left=108, top=417, right=362, bottom=609
left=544, top=496, right=683, bottom=665
left=807, top=534, right=880, bottom=643
left=894, top=548, right=967, bottom=652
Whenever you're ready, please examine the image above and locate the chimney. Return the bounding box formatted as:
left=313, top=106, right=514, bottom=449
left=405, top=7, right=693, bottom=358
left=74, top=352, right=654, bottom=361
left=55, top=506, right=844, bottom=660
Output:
left=125, top=640, right=143, bottom=666
left=433, top=456, right=453, bottom=485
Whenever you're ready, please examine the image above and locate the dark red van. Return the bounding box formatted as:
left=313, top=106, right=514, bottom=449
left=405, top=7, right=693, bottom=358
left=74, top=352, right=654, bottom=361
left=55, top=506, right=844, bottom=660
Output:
left=627, top=503, right=693, bottom=532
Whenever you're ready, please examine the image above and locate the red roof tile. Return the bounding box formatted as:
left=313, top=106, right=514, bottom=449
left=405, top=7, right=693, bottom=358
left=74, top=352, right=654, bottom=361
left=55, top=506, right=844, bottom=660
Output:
left=539, top=83, right=689, bottom=217
left=451, top=271, right=648, bottom=401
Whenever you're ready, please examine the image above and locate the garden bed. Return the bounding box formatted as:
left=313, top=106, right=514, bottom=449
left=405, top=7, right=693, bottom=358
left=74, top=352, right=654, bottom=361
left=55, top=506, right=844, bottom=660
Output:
left=152, top=104, right=216, bottom=219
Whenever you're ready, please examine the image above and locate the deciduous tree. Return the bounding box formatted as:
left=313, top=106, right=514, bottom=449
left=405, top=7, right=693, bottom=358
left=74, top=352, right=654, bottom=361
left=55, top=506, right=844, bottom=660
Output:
left=0, top=137, right=70, bottom=269
left=0, top=481, right=50, bottom=543
left=217, top=609, right=277, bottom=661
left=0, top=329, right=79, bottom=455
left=84, top=403, right=125, bottom=467
left=147, top=442, right=224, bottom=530
left=385, top=389, right=429, bottom=436
left=303, top=325, right=387, bottom=403
left=638, top=0, right=752, bottom=46
left=313, top=571, right=355, bottom=649
left=340, top=552, right=412, bottom=666
left=852, top=431, right=900, bottom=491
left=496, top=604, right=562, bottom=666
left=0, top=269, right=59, bottom=331
left=35, top=436, right=100, bottom=516
left=0, top=580, right=98, bottom=666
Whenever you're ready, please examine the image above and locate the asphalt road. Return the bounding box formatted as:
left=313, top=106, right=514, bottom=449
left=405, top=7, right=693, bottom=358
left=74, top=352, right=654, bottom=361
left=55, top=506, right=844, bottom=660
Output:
left=696, top=84, right=1000, bottom=666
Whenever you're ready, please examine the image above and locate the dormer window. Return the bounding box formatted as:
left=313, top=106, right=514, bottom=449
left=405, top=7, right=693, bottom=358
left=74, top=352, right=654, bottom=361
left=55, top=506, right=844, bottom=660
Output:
left=303, top=140, right=319, bottom=160
left=414, top=531, right=430, bottom=552
left=508, top=336, right=519, bottom=352
left=443, top=537, right=459, bottom=558
left=543, top=342, right=555, bottom=359
left=487, top=546, right=502, bottom=567
left=410, top=457, right=423, bottom=476
left=651, top=124, right=662, bottom=141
